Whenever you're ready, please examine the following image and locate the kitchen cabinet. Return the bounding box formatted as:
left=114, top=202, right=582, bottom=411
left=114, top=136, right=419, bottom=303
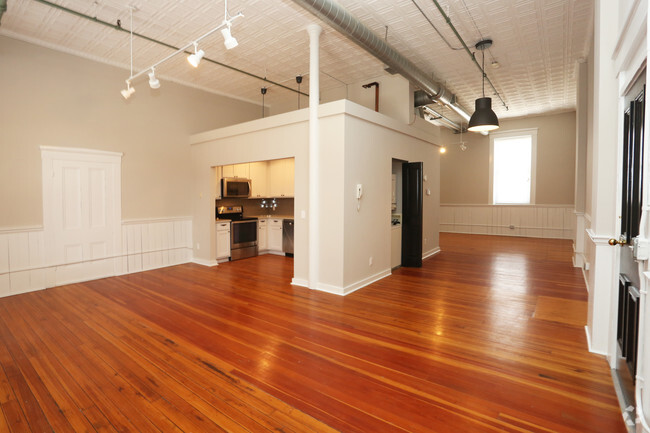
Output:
left=268, top=219, right=283, bottom=252
left=215, top=166, right=223, bottom=200
left=216, top=221, right=231, bottom=260
left=258, top=218, right=268, bottom=251
left=249, top=161, right=268, bottom=198
left=268, top=158, right=294, bottom=198
left=221, top=164, right=234, bottom=178
left=220, top=163, right=249, bottom=179
left=233, top=163, right=250, bottom=179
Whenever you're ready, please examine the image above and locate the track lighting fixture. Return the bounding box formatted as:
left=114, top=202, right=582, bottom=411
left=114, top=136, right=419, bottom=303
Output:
left=119, top=0, right=243, bottom=99
left=148, top=68, right=160, bottom=89
left=121, top=82, right=135, bottom=99
left=221, top=23, right=238, bottom=50
left=468, top=39, right=499, bottom=133
left=187, top=43, right=205, bottom=68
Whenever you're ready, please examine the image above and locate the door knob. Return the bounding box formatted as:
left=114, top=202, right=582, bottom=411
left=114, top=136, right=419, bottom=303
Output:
left=609, top=237, right=628, bottom=246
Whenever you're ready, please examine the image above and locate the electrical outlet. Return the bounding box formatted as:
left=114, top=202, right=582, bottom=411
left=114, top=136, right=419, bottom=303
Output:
left=196, top=243, right=200, bottom=250
left=369, top=256, right=373, bottom=266
left=509, top=225, right=515, bottom=230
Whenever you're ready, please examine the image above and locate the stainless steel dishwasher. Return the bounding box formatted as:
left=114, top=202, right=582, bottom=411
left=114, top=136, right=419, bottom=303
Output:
left=282, top=219, right=294, bottom=256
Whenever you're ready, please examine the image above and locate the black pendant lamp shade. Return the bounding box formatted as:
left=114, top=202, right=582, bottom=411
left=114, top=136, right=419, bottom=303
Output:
left=468, top=97, right=499, bottom=132
left=468, top=39, right=500, bottom=133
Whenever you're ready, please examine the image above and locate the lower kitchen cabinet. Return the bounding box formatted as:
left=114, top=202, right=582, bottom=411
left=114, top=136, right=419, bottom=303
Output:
left=258, top=219, right=268, bottom=251
left=268, top=219, right=283, bottom=252
left=216, top=221, right=231, bottom=260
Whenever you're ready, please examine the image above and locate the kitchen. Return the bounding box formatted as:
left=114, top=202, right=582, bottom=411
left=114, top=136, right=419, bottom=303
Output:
left=214, top=158, right=295, bottom=263
left=190, top=101, right=440, bottom=295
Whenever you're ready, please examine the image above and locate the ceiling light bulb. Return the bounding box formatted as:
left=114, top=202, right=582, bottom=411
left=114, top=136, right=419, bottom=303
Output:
left=187, top=47, right=205, bottom=68
left=221, top=26, right=238, bottom=50
left=439, top=147, right=447, bottom=154
left=148, top=69, right=160, bottom=89
left=120, top=85, right=135, bottom=99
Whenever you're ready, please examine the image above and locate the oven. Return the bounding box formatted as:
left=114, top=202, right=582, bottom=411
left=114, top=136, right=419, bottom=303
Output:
left=231, top=219, right=258, bottom=260
left=217, top=205, right=259, bottom=261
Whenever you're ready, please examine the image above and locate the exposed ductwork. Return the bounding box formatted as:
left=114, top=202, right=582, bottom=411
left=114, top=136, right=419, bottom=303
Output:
left=291, top=0, right=471, bottom=123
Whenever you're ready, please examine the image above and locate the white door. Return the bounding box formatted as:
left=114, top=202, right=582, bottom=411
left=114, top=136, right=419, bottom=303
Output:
left=42, top=147, right=122, bottom=286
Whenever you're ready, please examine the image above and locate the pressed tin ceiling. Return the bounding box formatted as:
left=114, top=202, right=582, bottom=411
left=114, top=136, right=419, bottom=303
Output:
left=0, top=0, right=593, bottom=122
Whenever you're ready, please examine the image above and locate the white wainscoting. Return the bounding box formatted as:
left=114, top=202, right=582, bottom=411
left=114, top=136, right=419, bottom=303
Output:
left=0, top=217, right=192, bottom=298
left=440, top=204, right=575, bottom=240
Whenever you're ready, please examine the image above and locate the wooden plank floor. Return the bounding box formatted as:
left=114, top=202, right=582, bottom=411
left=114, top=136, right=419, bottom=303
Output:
left=0, top=233, right=625, bottom=432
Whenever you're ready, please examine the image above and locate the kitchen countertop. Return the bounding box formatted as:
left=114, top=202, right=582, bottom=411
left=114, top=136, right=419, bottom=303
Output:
left=250, top=215, right=294, bottom=220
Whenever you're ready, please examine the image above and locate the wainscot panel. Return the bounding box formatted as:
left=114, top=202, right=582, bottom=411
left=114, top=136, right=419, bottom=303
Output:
left=440, top=204, right=574, bottom=240
left=0, top=218, right=192, bottom=298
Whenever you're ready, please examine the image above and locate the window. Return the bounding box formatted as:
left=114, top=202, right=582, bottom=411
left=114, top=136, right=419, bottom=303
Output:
left=489, top=129, right=537, bottom=205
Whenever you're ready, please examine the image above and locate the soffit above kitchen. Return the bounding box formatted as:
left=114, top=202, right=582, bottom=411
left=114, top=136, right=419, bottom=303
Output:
left=0, top=0, right=593, bottom=123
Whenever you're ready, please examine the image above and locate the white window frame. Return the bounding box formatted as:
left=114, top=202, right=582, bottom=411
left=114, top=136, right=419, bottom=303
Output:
left=488, top=128, right=537, bottom=205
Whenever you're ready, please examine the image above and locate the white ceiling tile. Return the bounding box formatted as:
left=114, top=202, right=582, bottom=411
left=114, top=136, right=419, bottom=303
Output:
left=0, top=0, right=593, bottom=122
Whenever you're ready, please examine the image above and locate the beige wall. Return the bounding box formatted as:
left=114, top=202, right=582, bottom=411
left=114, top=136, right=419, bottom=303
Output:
left=190, top=100, right=440, bottom=294
left=272, top=73, right=443, bottom=141
left=0, top=36, right=259, bottom=229
left=440, top=111, right=576, bottom=205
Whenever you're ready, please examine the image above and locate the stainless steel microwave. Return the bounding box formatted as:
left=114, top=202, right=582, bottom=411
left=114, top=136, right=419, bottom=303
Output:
left=221, top=177, right=251, bottom=198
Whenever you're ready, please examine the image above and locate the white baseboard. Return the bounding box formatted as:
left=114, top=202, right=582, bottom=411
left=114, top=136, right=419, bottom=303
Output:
left=573, top=252, right=585, bottom=268
left=314, top=269, right=392, bottom=296
left=423, top=247, right=441, bottom=260
left=291, top=278, right=309, bottom=288
left=585, top=325, right=608, bottom=356
left=192, top=258, right=218, bottom=267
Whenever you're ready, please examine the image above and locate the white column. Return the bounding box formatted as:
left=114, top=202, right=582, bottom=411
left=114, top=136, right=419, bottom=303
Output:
left=307, top=24, right=322, bottom=290
left=573, top=60, right=588, bottom=268
left=586, top=0, right=619, bottom=360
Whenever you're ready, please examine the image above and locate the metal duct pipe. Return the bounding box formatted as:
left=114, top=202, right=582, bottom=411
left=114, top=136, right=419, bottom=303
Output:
left=421, top=105, right=461, bottom=131
left=291, top=0, right=471, bottom=122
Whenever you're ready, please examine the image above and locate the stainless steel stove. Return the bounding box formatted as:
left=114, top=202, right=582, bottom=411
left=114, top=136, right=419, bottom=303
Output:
left=217, top=206, right=258, bottom=261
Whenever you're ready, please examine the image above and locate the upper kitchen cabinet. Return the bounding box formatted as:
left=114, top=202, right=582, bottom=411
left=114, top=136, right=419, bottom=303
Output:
left=268, top=158, right=294, bottom=198
left=215, top=166, right=223, bottom=200
left=221, top=163, right=250, bottom=179
left=249, top=161, right=268, bottom=198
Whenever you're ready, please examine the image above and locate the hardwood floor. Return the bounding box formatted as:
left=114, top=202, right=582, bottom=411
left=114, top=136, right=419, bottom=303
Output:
left=0, top=233, right=625, bottom=432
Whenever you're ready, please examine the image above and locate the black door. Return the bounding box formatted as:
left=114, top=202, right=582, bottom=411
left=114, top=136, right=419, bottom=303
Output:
left=615, top=84, right=644, bottom=406
left=401, top=162, right=423, bottom=267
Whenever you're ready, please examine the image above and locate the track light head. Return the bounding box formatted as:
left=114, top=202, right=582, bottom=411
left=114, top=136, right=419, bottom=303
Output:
left=121, top=83, right=135, bottom=99
left=187, top=44, right=205, bottom=67
left=148, top=69, right=160, bottom=89
left=221, top=23, right=238, bottom=50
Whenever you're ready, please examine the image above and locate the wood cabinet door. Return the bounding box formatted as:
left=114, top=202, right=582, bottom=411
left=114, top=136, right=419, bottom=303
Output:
left=216, top=224, right=230, bottom=259
left=258, top=221, right=268, bottom=250
left=249, top=162, right=268, bottom=198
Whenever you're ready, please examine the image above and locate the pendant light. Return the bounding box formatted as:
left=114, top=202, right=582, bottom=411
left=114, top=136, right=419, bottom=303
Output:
left=468, top=39, right=499, bottom=132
